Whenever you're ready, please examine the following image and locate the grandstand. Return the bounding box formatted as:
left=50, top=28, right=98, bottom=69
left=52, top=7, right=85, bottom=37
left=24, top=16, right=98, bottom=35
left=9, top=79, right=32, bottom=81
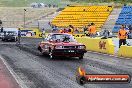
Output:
left=113, top=6, right=132, bottom=32
left=51, top=5, right=113, bottom=31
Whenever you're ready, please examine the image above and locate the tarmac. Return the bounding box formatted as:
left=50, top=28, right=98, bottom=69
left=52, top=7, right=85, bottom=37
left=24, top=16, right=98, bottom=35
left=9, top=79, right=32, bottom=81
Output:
left=0, top=38, right=132, bottom=88
left=0, top=57, right=20, bottom=88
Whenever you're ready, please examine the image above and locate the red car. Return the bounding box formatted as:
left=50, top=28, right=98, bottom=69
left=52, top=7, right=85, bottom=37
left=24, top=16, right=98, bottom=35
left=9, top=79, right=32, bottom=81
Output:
left=38, top=33, right=87, bottom=59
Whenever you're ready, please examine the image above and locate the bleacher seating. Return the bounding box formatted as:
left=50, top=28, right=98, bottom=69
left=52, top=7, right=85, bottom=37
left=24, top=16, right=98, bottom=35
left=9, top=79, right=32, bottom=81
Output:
left=113, top=6, right=132, bottom=33
left=52, top=6, right=113, bottom=31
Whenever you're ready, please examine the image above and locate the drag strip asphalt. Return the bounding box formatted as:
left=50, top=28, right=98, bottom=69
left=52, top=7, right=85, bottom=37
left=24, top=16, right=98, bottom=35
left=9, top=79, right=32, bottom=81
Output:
left=0, top=38, right=132, bottom=88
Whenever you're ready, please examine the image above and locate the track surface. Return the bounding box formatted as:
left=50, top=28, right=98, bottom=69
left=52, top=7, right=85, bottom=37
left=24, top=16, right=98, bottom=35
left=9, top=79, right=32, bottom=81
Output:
left=0, top=38, right=132, bottom=88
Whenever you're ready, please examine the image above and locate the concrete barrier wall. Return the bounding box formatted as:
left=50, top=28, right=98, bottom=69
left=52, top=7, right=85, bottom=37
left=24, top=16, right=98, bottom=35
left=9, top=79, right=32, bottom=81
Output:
left=76, top=37, right=115, bottom=55
left=118, top=45, right=132, bottom=58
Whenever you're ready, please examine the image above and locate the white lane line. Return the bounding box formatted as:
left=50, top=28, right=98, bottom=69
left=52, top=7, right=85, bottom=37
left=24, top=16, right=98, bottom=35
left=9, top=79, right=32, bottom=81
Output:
left=0, top=55, right=28, bottom=88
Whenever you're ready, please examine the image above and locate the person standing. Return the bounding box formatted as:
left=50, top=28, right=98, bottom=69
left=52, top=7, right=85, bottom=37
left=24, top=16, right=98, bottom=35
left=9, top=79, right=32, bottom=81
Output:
left=86, top=24, right=91, bottom=36
left=103, top=29, right=110, bottom=38
left=63, top=28, right=68, bottom=33
left=42, top=28, right=46, bottom=41
left=52, top=26, right=58, bottom=33
left=59, top=28, right=63, bottom=33
left=88, top=23, right=96, bottom=38
left=118, top=25, right=128, bottom=48
left=68, top=25, right=74, bottom=35
left=1, top=27, right=3, bottom=32
left=128, top=29, right=132, bottom=39
left=18, top=28, right=21, bottom=45
left=83, top=25, right=87, bottom=34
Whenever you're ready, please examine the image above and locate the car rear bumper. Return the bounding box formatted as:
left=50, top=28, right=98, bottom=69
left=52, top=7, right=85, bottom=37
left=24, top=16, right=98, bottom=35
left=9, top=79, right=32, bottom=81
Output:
left=52, top=49, right=87, bottom=57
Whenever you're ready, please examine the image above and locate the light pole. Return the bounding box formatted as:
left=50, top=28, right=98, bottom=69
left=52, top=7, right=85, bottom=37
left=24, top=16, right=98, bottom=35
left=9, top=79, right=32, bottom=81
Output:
left=24, top=9, right=26, bottom=28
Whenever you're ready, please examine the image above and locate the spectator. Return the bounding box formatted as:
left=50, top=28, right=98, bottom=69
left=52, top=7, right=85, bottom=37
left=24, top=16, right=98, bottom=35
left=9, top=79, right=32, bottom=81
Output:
left=79, top=28, right=83, bottom=33
left=128, top=29, right=132, bottom=39
left=103, top=30, right=110, bottom=38
left=85, top=24, right=91, bottom=36
left=42, top=28, right=46, bottom=41
left=68, top=25, right=74, bottom=35
left=4, top=31, right=6, bottom=36
left=52, top=26, right=58, bottom=33
left=53, top=4, right=55, bottom=8
left=67, top=4, right=70, bottom=6
left=1, top=27, right=3, bottom=32
left=64, top=28, right=68, bottom=33
left=128, top=25, right=132, bottom=30
left=118, top=25, right=128, bottom=48
left=17, top=28, right=21, bottom=45
left=107, top=8, right=109, bottom=11
left=88, top=23, right=96, bottom=38
left=45, top=4, right=48, bottom=7
left=59, top=28, right=63, bottom=33
left=83, top=25, right=87, bottom=33
left=74, top=28, right=79, bottom=33
left=38, top=3, right=40, bottom=8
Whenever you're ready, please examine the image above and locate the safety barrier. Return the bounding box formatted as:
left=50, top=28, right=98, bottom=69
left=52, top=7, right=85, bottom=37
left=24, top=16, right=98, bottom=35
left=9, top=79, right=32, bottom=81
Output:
left=20, top=28, right=42, bottom=38
left=118, top=45, right=132, bottom=58
left=76, top=37, right=115, bottom=55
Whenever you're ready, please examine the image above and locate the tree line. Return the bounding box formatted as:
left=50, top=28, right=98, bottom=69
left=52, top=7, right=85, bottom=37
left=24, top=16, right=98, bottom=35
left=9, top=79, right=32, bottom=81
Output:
left=69, top=0, right=132, bottom=3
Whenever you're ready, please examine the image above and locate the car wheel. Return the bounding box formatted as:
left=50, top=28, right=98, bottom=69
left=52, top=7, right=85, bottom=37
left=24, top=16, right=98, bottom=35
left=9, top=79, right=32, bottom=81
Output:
left=79, top=56, right=84, bottom=60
